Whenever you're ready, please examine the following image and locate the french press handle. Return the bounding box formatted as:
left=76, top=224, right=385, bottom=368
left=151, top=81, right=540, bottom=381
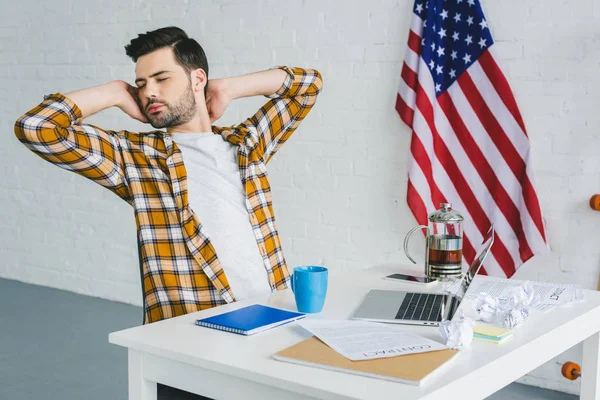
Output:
left=403, top=225, right=430, bottom=264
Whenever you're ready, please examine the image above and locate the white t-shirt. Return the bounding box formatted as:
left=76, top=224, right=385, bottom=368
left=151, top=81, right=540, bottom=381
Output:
left=171, top=131, right=272, bottom=301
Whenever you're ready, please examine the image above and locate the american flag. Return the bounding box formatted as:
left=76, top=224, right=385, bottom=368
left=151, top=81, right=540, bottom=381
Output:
left=396, top=0, right=547, bottom=278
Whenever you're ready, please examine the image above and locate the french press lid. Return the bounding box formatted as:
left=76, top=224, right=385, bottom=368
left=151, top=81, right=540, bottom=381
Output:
left=428, top=203, right=464, bottom=223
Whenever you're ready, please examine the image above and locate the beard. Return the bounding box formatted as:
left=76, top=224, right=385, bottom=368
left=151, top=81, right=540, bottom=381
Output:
left=144, top=81, right=197, bottom=129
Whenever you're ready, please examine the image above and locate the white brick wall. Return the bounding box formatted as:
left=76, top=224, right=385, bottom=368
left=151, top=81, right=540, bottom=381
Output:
left=2, top=0, right=597, bottom=394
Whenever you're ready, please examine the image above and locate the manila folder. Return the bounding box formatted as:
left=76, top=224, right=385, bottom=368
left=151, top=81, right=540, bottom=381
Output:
left=273, top=336, right=459, bottom=386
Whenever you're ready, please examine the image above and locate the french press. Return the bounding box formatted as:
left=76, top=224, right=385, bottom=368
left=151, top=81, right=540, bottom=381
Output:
left=403, top=203, right=464, bottom=281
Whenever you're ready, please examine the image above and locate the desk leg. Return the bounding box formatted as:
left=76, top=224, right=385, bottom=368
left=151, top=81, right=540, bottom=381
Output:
left=582, top=332, right=600, bottom=400
left=129, top=349, right=157, bottom=400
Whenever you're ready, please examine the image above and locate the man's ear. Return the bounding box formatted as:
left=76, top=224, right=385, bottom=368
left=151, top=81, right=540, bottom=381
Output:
left=192, top=68, right=207, bottom=94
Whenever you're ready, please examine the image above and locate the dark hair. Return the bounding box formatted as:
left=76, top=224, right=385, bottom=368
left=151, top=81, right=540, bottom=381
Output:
left=125, top=26, right=209, bottom=95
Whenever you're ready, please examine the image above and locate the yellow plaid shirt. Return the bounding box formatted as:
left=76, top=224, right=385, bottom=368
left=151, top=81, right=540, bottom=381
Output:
left=14, top=66, right=323, bottom=324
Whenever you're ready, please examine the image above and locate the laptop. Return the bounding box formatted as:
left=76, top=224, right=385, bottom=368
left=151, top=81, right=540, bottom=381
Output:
left=352, top=225, right=495, bottom=326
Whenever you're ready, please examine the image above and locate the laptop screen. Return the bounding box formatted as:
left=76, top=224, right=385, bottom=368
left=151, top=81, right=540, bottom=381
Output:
left=460, top=225, right=495, bottom=295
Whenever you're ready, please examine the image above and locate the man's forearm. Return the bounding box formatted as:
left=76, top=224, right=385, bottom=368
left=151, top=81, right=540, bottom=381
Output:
left=64, top=81, right=123, bottom=120
left=222, top=68, right=288, bottom=100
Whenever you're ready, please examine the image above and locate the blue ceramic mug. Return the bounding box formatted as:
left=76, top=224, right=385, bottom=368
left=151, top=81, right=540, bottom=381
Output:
left=290, top=266, right=328, bottom=313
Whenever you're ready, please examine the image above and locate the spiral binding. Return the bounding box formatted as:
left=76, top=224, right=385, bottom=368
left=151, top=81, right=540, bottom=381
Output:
left=195, top=320, right=246, bottom=335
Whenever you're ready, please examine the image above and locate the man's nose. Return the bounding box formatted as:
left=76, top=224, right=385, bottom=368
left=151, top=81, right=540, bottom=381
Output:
left=144, top=83, right=160, bottom=101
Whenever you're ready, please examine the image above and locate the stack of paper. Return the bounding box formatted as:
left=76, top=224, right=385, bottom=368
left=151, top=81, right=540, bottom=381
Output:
left=473, top=325, right=513, bottom=344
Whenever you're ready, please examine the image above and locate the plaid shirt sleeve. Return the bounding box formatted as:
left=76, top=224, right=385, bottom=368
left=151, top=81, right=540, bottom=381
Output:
left=238, top=66, right=323, bottom=164
left=14, top=93, right=132, bottom=202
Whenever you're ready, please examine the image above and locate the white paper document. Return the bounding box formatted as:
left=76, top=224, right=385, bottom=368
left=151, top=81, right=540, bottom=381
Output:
left=298, top=319, right=448, bottom=361
left=464, top=277, right=585, bottom=310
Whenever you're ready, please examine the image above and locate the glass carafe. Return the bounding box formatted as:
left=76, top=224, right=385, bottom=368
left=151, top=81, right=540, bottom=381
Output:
left=403, top=203, right=464, bottom=281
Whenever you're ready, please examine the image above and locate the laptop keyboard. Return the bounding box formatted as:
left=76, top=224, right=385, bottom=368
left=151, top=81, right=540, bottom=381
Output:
left=394, top=293, right=444, bottom=322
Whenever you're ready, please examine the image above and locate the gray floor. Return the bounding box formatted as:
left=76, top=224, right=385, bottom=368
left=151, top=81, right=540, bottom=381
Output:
left=0, top=278, right=578, bottom=400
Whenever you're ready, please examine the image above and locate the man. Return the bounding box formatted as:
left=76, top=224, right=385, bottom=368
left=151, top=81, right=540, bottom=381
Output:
left=14, top=26, right=322, bottom=399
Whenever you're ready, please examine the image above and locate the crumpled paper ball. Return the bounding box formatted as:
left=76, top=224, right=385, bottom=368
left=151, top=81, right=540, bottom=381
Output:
left=439, top=310, right=475, bottom=348
left=505, top=281, right=538, bottom=310
left=473, top=282, right=539, bottom=329
left=502, top=308, right=527, bottom=329
left=473, top=293, right=501, bottom=323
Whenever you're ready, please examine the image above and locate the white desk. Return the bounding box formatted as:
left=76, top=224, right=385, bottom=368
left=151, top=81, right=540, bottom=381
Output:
left=109, top=265, right=600, bottom=400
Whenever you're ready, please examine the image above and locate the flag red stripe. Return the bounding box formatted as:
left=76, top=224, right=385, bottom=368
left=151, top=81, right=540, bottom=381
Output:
left=410, top=132, right=446, bottom=204
left=437, top=90, right=534, bottom=263
left=415, top=86, right=517, bottom=277
left=401, top=62, right=419, bottom=92
left=523, top=175, right=546, bottom=241
left=407, top=179, right=428, bottom=225
left=395, top=93, right=414, bottom=127
left=407, top=30, right=422, bottom=55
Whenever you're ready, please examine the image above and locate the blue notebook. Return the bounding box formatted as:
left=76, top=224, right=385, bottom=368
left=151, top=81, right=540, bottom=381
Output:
left=195, top=304, right=306, bottom=336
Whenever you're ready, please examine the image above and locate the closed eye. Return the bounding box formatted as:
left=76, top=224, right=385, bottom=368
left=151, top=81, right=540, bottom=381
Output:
left=137, top=78, right=168, bottom=88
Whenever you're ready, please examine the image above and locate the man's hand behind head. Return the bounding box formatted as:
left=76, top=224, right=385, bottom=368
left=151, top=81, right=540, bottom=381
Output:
left=113, top=80, right=149, bottom=124
left=205, top=78, right=231, bottom=123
